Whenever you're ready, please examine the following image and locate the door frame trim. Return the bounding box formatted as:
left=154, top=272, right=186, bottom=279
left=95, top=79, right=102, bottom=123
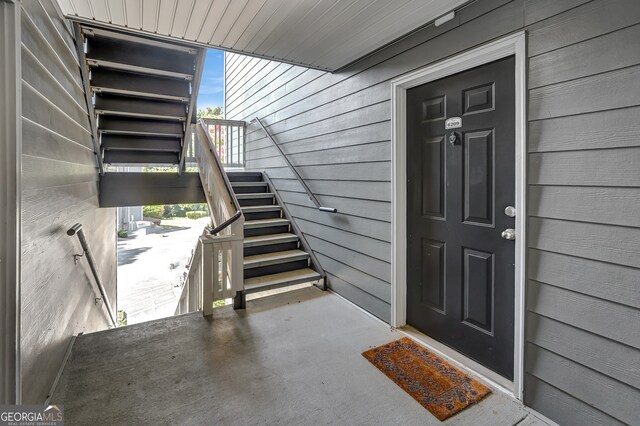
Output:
left=390, top=31, right=527, bottom=400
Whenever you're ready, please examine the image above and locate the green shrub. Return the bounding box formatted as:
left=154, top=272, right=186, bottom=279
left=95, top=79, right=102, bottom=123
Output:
left=117, top=229, right=128, bottom=238
left=143, top=205, right=163, bottom=219
left=186, top=210, right=208, bottom=219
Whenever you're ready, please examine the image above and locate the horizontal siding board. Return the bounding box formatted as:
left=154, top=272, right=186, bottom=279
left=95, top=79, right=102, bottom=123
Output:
left=22, top=118, right=94, bottom=165
left=21, top=52, right=89, bottom=128
left=528, top=249, right=640, bottom=309
left=286, top=203, right=391, bottom=243
left=528, top=185, right=640, bottom=228
left=316, top=253, right=390, bottom=304
left=525, top=344, right=639, bottom=424
left=22, top=155, right=96, bottom=191
left=529, top=65, right=640, bottom=120
left=21, top=181, right=98, bottom=224
left=527, top=313, right=640, bottom=389
left=277, top=188, right=390, bottom=222
left=527, top=280, right=640, bottom=350
left=300, top=220, right=391, bottom=265
left=259, top=161, right=391, bottom=183
left=21, top=13, right=83, bottom=96
left=249, top=141, right=390, bottom=168
left=528, top=217, right=640, bottom=269
left=523, top=0, right=591, bottom=26
left=247, top=121, right=391, bottom=157
left=529, top=148, right=640, bottom=187
left=529, top=24, right=640, bottom=88
left=21, top=83, right=91, bottom=146
left=526, top=0, right=640, bottom=57
left=21, top=0, right=79, bottom=66
left=326, top=272, right=390, bottom=323
left=528, top=106, right=640, bottom=152
left=272, top=178, right=391, bottom=203
left=524, top=375, right=623, bottom=426
left=245, top=82, right=389, bottom=138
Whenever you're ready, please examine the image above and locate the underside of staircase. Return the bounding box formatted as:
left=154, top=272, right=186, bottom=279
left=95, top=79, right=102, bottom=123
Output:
left=227, top=171, right=324, bottom=296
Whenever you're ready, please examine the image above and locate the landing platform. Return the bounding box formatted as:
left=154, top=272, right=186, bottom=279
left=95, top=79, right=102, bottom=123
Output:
left=53, top=287, right=546, bottom=425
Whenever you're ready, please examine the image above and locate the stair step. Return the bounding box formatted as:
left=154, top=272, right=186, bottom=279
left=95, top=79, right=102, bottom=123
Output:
left=244, top=233, right=298, bottom=248
left=231, top=182, right=268, bottom=187
left=226, top=171, right=263, bottom=182
left=244, top=218, right=290, bottom=229
left=241, top=205, right=281, bottom=213
left=244, top=250, right=310, bottom=269
left=236, top=193, right=275, bottom=200
left=244, top=268, right=322, bottom=294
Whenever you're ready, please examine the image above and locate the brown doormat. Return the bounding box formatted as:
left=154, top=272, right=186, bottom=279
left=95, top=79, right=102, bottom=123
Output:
left=362, top=337, right=491, bottom=421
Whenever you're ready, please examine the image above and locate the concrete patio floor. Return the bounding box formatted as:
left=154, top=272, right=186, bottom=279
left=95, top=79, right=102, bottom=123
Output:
left=53, top=286, right=548, bottom=425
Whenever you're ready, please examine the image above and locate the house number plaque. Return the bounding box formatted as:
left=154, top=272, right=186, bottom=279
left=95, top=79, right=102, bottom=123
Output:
left=445, top=117, right=462, bottom=129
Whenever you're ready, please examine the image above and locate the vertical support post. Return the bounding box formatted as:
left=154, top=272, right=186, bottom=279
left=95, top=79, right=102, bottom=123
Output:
left=201, top=239, right=213, bottom=316
left=0, top=0, right=21, bottom=405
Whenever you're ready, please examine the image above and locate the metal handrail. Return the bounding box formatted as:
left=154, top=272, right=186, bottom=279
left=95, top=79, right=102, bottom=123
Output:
left=253, top=116, right=337, bottom=213
left=195, top=119, right=243, bottom=234
left=67, top=223, right=117, bottom=327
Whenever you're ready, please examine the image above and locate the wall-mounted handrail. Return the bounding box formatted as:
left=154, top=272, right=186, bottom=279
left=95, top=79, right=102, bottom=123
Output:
left=67, top=223, right=116, bottom=327
left=253, top=116, right=337, bottom=213
left=195, top=119, right=243, bottom=235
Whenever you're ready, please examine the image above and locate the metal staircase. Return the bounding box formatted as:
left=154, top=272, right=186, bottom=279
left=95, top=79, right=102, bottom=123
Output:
left=228, top=171, right=324, bottom=296
left=77, top=24, right=204, bottom=174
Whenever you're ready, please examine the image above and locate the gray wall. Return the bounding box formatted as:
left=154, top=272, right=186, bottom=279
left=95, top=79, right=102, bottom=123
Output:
left=20, top=0, right=116, bottom=404
left=225, top=0, right=640, bottom=424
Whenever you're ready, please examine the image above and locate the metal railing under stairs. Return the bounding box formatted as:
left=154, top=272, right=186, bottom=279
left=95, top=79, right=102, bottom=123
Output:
left=176, top=119, right=244, bottom=316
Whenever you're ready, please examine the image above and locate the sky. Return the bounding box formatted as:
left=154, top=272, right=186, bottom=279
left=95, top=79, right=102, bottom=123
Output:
left=197, top=48, right=225, bottom=112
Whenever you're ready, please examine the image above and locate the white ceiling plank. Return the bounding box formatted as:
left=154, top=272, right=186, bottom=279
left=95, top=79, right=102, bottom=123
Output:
left=73, top=0, right=94, bottom=17
left=297, top=0, right=411, bottom=66
left=208, top=0, right=249, bottom=46
left=141, top=0, right=159, bottom=32
left=285, top=0, right=379, bottom=63
left=169, top=0, right=195, bottom=38
left=156, top=0, right=177, bottom=35
left=251, top=0, right=319, bottom=56
left=196, top=0, right=229, bottom=44
left=123, top=0, right=142, bottom=29
left=107, top=0, right=127, bottom=26
left=55, top=0, right=467, bottom=70
left=254, top=0, right=336, bottom=56
left=221, top=0, right=267, bottom=48
left=182, top=0, right=215, bottom=41
left=57, top=0, right=77, bottom=15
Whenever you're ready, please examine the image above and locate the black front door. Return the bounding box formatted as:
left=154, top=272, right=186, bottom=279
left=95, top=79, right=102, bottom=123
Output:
left=406, top=56, right=516, bottom=379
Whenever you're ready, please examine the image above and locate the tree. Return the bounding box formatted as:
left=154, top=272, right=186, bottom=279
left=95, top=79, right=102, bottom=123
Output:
left=197, top=106, right=223, bottom=118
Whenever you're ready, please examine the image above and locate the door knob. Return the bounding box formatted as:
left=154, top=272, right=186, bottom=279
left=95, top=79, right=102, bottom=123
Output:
left=501, top=228, right=516, bottom=240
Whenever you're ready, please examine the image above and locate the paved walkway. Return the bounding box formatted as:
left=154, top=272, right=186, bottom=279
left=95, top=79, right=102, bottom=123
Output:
left=117, top=218, right=209, bottom=324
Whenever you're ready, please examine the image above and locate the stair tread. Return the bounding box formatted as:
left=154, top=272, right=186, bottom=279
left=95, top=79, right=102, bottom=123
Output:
left=231, top=182, right=268, bottom=187
left=244, top=218, right=290, bottom=229
left=241, top=205, right=281, bottom=212
left=236, top=193, right=275, bottom=199
left=244, top=250, right=310, bottom=269
left=244, top=233, right=298, bottom=247
left=244, top=268, right=322, bottom=292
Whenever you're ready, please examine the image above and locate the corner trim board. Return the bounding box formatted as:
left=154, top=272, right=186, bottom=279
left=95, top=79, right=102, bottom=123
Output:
left=390, top=31, right=527, bottom=400
left=0, top=0, right=22, bottom=404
